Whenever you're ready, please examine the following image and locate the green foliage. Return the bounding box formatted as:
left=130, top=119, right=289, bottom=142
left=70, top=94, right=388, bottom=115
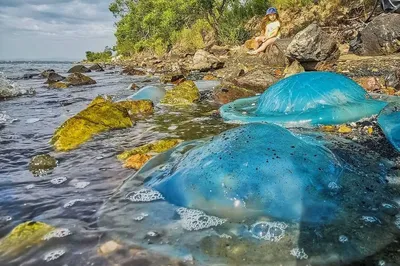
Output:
left=172, top=19, right=212, bottom=53
left=269, top=0, right=313, bottom=8
left=85, top=46, right=113, bottom=62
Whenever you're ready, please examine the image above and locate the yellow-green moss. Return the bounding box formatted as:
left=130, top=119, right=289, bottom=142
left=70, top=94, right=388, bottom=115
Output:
left=117, top=100, right=154, bottom=116
left=49, top=82, right=71, bottom=89
left=51, top=101, right=133, bottom=152
left=160, top=81, right=200, bottom=105
left=0, top=221, right=54, bottom=258
left=88, top=95, right=113, bottom=107
left=118, top=139, right=181, bottom=161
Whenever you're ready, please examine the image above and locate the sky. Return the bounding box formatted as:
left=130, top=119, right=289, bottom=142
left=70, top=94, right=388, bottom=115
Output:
left=0, top=0, right=117, bottom=61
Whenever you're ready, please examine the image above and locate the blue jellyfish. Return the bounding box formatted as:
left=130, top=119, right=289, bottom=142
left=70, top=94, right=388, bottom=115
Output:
left=220, top=72, right=387, bottom=126
left=141, top=123, right=343, bottom=223
left=378, top=111, right=400, bottom=151
left=127, top=85, right=166, bottom=104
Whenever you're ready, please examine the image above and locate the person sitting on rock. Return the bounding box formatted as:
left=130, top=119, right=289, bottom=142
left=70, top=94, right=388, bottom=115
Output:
left=247, top=7, right=281, bottom=55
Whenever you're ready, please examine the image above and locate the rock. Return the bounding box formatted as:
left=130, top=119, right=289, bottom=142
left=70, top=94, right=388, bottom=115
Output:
left=160, top=73, right=186, bottom=84
left=40, top=69, right=55, bottom=78
left=209, top=45, right=230, bottom=56
left=233, top=69, right=277, bottom=93
left=353, top=76, right=382, bottom=92
left=213, top=82, right=256, bottom=104
left=128, top=83, right=139, bottom=90
left=338, top=125, right=352, bottom=134
left=385, top=69, right=400, bottom=90
left=23, top=73, right=40, bottom=79
left=320, top=125, right=336, bottom=132
left=29, top=154, right=57, bottom=175
left=89, top=64, right=104, bottom=72
left=65, top=73, right=96, bottom=86
left=350, top=13, right=400, bottom=56
left=286, top=23, right=340, bottom=70
left=124, top=154, right=153, bottom=170
left=98, top=241, right=122, bottom=256
left=122, top=66, right=146, bottom=76
left=244, top=39, right=259, bottom=50
left=51, top=97, right=134, bottom=151
left=67, top=65, right=91, bottom=73
left=191, top=50, right=224, bottom=72
left=203, top=74, right=218, bottom=81
left=160, top=80, right=200, bottom=105
left=116, top=100, right=154, bottom=116
left=0, top=221, right=55, bottom=258
left=118, top=139, right=181, bottom=161
left=46, top=72, right=65, bottom=84
left=260, top=44, right=287, bottom=67
left=284, top=60, right=305, bottom=77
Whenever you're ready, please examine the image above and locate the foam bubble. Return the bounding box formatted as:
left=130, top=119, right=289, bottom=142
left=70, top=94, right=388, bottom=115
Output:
left=290, top=248, right=308, bottom=260
left=73, top=181, right=90, bottom=189
left=250, top=221, right=288, bottom=242
left=43, top=228, right=72, bottom=240
left=64, top=199, right=86, bottom=208
left=133, top=213, right=149, bottom=221
left=328, top=182, right=340, bottom=190
left=361, top=216, right=380, bottom=223
left=0, top=216, right=12, bottom=222
left=176, top=207, right=227, bottom=231
left=395, top=215, right=400, bottom=229
left=339, top=235, right=348, bottom=243
left=43, top=249, right=65, bottom=262
left=25, top=184, right=35, bottom=190
left=126, top=189, right=164, bottom=202
left=51, top=177, right=67, bottom=185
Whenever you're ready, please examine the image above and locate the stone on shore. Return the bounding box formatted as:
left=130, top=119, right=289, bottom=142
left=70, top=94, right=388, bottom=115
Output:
left=232, top=69, right=277, bottom=93
left=122, top=66, right=146, bottom=76
left=286, top=22, right=340, bottom=70
left=65, top=73, right=96, bottom=86
left=350, top=13, right=400, bottom=56
left=260, top=44, right=287, bottom=67
left=213, top=82, right=256, bottom=104
left=160, top=80, right=200, bottom=105
left=160, top=73, right=186, bottom=84
left=67, top=65, right=91, bottom=73
left=284, top=60, right=305, bottom=77
left=191, top=50, right=224, bottom=72
left=29, top=154, right=57, bottom=175
left=51, top=96, right=153, bottom=151
left=40, top=69, right=55, bottom=78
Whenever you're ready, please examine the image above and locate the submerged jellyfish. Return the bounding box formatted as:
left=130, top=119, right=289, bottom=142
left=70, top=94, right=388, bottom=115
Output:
left=143, top=123, right=342, bottom=223
left=220, top=72, right=387, bottom=126
left=378, top=111, right=400, bottom=152
left=127, top=85, right=166, bottom=103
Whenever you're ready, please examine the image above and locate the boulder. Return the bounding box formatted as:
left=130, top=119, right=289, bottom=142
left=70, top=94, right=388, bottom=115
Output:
left=260, top=44, right=287, bottom=67
left=232, top=69, right=277, bottom=93
left=213, top=82, right=256, bottom=104
left=65, top=73, right=96, bottom=86
left=350, top=13, right=400, bottom=56
left=284, top=60, right=305, bottom=77
left=46, top=72, right=65, bottom=84
left=160, top=80, right=200, bottom=105
left=48, top=82, right=71, bottom=89
left=0, top=221, right=55, bottom=258
left=160, top=73, right=186, bottom=84
left=89, top=63, right=104, bottom=72
left=51, top=96, right=153, bottom=151
left=40, top=69, right=55, bottom=78
left=29, top=154, right=57, bottom=175
left=286, top=23, right=340, bottom=69
left=117, top=100, right=154, bottom=116
left=209, top=45, right=230, bottom=56
left=67, top=65, right=91, bottom=73
left=122, top=66, right=146, bottom=76
left=385, top=69, right=400, bottom=90
left=191, top=50, right=224, bottom=72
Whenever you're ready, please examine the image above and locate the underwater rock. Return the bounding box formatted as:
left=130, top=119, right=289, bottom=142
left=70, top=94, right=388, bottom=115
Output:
left=127, top=86, right=166, bottom=104
left=350, top=13, right=400, bottom=56
left=160, top=81, right=200, bottom=105
left=220, top=72, right=388, bottom=126
left=143, top=124, right=342, bottom=223
left=67, top=65, right=91, bottom=73
left=89, top=63, right=104, bottom=72
left=51, top=98, right=134, bottom=151
left=213, top=82, right=256, bottom=104
left=0, top=221, right=54, bottom=258
left=29, top=154, right=57, bottom=175
left=65, top=73, right=96, bottom=86
left=48, top=81, right=71, bottom=89
left=378, top=111, right=400, bottom=151
left=98, top=241, right=122, bottom=256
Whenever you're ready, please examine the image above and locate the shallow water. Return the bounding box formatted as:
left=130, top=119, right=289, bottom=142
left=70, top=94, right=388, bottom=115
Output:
left=1, top=62, right=400, bottom=266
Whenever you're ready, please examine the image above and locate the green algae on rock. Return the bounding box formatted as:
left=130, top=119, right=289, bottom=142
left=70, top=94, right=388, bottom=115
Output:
left=48, top=81, right=71, bottom=89
left=118, top=139, right=182, bottom=161
left=66, top=73, right=96, bottom=86
left=0, top=221, right=55, bottom=258
left=51, top=96, right=155, bottom=151
left=160, top=80, right=200, bottom=105
left=29, top=154, right=57, bottom=175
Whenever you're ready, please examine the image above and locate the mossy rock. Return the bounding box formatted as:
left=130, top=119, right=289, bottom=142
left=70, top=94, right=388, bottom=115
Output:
left=51, top=101, right=133, bottom=152
left=124, top=154, right=153, bottom=170
left=117, top=100, right=154, bottom=116
left=67, top=65, right=91, bottom=73
left=160, top=81, right=200, bottom=105
left=118, top=139, right=181, bottom=161
left=88, top=95, right=113, bottom=107
left=48, top=81, right=71, bottom=89
left=66, top=73, right=96, bottom=86
left=160, top=73, right=185, bottom=84
left=29, top=154, right=57, bottom=175
left=0, top=221, right=54, bottom=258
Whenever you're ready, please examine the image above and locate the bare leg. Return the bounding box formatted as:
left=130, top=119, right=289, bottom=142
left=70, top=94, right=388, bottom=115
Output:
left=253, top=38, right=277, bottom=54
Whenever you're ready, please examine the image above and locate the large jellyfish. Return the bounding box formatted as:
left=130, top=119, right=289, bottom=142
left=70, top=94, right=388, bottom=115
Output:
left=220, top=72, right=388, bottom=127
left=99, top=123, right=400, bottom=265
left=127, top=85, right=166, bottom=103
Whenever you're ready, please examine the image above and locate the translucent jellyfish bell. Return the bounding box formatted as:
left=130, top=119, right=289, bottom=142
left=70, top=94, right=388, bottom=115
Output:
left=127, top=86, right=166, bottom=104
left=220, top=72, right=387, bottom=126
left=378, top=111, right=400, bottom=151
left=142, top=123, right=343, bottom=223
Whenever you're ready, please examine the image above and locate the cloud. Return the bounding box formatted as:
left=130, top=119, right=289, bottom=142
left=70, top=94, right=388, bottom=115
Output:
left=0, top=0, right=116, bottom=60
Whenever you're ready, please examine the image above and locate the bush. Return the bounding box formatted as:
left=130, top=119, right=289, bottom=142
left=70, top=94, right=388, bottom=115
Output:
left=85, top=47, right=113, bottom=62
